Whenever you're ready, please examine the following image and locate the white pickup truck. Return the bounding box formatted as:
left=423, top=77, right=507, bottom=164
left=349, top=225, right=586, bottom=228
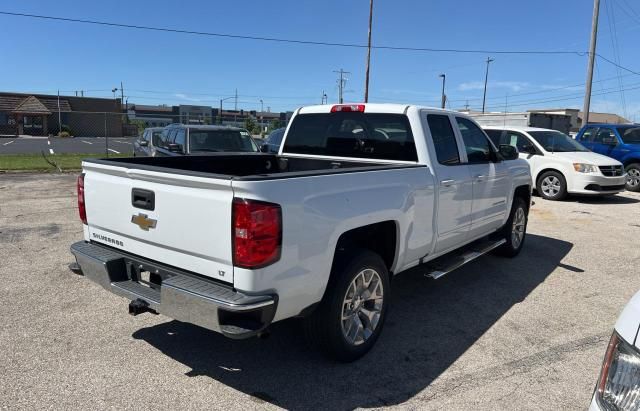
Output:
left=71, top=104, right=532, bottom=361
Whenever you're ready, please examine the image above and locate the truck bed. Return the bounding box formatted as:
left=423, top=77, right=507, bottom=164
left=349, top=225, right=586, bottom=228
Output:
left=84, top=153, right=420, bottom=180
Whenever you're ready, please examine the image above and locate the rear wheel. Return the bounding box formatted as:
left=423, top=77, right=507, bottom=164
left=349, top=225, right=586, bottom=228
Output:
left=494, top=196, right=528, bottom=257
left=303, top=250, right=390, bottom=362
left=537, top=171, right=567, bottom=201
left=625, top=163, right=640, bottom=192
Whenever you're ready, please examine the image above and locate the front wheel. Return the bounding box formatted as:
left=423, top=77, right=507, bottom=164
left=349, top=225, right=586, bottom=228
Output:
left=494, top=197, right=528, bottom=257
left=303, top=250, right=390, bottom=362
left=625, top=163, right=640, bottom=192
left=537, top=171, right=567, bottom=201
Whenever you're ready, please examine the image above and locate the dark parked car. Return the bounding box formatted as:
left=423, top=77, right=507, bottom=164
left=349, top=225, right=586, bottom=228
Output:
left=133, top=127, right=164, bottom=157
left=155, top=124, right=259, bottom=156
left=260, top=127, right=286, bottom=153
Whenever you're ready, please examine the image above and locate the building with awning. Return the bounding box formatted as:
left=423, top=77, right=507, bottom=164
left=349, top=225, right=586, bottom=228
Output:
left=0, top=92, right=122, bottom=137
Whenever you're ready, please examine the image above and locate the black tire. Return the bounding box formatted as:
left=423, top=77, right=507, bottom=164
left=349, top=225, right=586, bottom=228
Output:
left=536, top=170, right=567, bottom=201
left=303, top=249, right=390, bottom=362
left=625, top=163, right=640, bottom=192
left=494, top=196, right=528, bottom=257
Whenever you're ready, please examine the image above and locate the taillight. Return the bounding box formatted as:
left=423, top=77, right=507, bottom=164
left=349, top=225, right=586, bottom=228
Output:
left=330, top=104, right=365, bottom=113
left=232, top=198, right=282, bottom=269
left=77, top=173, right=87, bottom=224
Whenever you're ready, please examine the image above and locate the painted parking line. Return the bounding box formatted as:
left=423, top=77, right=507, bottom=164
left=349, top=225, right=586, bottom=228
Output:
left=114, top=141, right=132, bottom=145
left=47, top=140, right=51, bottom=145
left=82, top=140, right=93, bottom=145
left=49, top=148, right=54, bottom=154
left=107, top=149, right=121, bottom=154
left=2, top=140, right=15, bottom=146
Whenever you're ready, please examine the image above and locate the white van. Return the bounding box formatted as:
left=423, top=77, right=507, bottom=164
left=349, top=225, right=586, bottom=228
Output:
left=484, top=126, right=626, bottom=200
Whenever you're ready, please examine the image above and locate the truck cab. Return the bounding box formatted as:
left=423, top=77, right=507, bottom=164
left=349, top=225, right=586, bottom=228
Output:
left=575, top=124, right=640, bottom=191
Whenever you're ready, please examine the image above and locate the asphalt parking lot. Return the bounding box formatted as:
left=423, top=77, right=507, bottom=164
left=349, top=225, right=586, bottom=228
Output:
left=0, top=137, right=137, bottom=155
left=1, top=173, right=639, bottom=410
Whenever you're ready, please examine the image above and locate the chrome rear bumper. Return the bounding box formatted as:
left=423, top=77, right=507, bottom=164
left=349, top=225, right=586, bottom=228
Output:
left=70, top=241, right=276, bottom=339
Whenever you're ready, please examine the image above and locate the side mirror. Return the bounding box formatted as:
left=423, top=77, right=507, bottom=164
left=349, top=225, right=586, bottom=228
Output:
left=521, top=144, right=537, bottom=155
left=139, top=140, right=149, bottom=147
left=499, top=144, right=519, bottom=161
left=167, top=143, right=184, bottom=153
left=602, top=136, right=617, bottom=146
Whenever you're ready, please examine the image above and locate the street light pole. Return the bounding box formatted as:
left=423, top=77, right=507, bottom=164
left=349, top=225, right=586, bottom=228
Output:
left=482, top=57, right=494, bottom=113
left=219, top=96, right=235, bottom=125
left=583, top=0, right=600, bottom=127
left=439, top=74, right=446, bottom=109
left=364, top=0, right=374, bottom=103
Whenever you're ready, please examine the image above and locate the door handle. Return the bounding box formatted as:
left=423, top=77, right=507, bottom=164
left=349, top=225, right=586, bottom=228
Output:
left=440, top=179, right=455, bottom=187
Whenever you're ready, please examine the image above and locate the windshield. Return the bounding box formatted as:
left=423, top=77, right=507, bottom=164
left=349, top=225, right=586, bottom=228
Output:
left=618, top=127, right=640, bottom=144
left=528, top=131, right=589, bottom=152
left=189, top=129, right=258, bottom=152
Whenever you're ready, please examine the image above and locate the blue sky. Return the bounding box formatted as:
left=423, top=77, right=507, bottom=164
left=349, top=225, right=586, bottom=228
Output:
left=1, top=0, right=639, bottom=120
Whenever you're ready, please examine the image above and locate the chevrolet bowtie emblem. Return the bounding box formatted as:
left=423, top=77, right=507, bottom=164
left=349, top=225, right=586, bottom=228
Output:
left=131, top=213, right=157, bottom=231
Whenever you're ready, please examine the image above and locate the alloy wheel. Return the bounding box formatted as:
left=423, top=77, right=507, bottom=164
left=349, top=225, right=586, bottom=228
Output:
left=541, top=176, right=561, bottom=198
left=341, top=268, right=384, bottom=346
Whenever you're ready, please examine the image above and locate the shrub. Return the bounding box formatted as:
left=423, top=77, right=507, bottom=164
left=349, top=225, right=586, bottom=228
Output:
left=57, top=131, right=71, bottom=138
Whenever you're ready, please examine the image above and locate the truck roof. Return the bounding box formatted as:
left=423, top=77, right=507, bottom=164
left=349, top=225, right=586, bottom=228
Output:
left=297, top=103, right=457, bottom=115
left=480, top=125, right=559, bottom=132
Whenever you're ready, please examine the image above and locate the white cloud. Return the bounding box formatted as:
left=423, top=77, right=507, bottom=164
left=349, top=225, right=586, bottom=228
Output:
left=175, top=93, right=203, bottom=102
left=458, top=81, right=530, bottom=92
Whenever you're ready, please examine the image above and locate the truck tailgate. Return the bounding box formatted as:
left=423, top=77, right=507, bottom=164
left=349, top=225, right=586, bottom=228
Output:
left=82, top=162, right=234, bottom=283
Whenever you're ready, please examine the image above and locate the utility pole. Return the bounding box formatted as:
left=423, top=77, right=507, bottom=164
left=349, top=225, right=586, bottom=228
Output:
left=482, top=57, right=495, bottom=113
left=334, top=69, right=350, bottom=103
left=120, top=81, right=125, bottom=111
left=364, top=0, right=374, bottom=103
left=57, top=90, right=62, bottom=136
left=439, top=74, right=446, bottom=109
left=583, top=0, right=600, bottom=127
left=234, top=88, right=238, bottom=111
left=464, top=100, right=469, bottom=111
left=321, top=90, right=327, bottom=104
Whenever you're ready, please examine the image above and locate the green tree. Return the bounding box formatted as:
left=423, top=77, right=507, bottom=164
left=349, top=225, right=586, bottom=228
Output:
left=244, top=116, right=258, bottom=134
left=269, top=119, right=284, bottom=132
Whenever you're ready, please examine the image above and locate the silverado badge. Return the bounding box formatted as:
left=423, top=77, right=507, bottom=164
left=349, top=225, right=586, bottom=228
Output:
left=131, top=213, right=157, bottom=231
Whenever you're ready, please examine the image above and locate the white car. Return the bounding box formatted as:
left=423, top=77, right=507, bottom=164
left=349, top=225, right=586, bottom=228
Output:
left=590, top=290, right=640, bottom=410
left=484, top=126, right=626, bottom=200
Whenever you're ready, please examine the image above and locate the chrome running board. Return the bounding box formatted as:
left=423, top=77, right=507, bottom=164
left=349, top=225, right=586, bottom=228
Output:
left=424, top=238, right=506, bottom=280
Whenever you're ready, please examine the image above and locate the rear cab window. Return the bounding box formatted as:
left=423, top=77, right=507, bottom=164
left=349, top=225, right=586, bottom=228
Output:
left=282, top=112, right=418, bottom=161
left=426, top=114, right=460, bottom=165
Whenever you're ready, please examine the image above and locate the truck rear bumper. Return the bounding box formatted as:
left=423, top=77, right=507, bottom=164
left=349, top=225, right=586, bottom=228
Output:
left=70, top=241, right=277, bottom=339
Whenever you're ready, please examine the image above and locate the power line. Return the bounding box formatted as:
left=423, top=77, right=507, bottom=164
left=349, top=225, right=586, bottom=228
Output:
left=0, top=11, right=587, bottom=55
left=597, top=53, right=640, bottom=76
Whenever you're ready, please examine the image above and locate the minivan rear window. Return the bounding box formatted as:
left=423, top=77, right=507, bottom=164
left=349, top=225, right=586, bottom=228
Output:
left=283, top=113, right=418, bottom=161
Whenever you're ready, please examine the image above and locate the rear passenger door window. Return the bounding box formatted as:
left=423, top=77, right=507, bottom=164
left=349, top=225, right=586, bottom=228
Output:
left=455, top=117, right=493, bottom=163
left=427, top=114, right=460, bottom=165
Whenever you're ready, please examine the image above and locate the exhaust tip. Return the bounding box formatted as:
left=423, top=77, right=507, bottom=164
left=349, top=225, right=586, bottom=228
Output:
left=68, top=261, right=83, bottom=275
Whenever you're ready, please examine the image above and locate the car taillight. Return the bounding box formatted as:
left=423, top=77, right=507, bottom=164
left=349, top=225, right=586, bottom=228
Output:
left=330, top=104, right=365, bottom=113
left=232, top=198, right=281, bottom=269
left=596, top=332, right=640, bottom=411
left=77, top=173, right=87, bottom=224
